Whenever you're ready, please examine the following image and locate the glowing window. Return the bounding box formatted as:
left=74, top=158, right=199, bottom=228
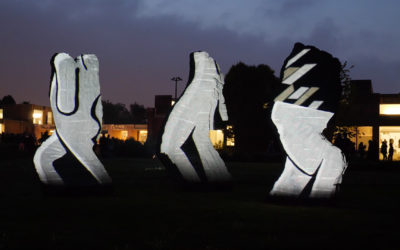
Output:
left=0, top=123, right=4, bottom=133
left=226, top=125, right=235, bottom=147
left=138, top=130, right=148, bottom=144
left=379, top=126, right=400, bottom=161
left=33, top=109, right=43, bottom=125
left=209, top=130, right=224, bottom=149
left=380, top=104, right=400, bottom=115
left=47, top=112, right=53, bottom=124
left=121, top=130, right=128, bottom=141
left=227, top=138, right=235, bottom=146
left=0, top=109, right=3, bottom=119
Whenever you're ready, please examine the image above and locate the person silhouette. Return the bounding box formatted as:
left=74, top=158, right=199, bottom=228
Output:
left=381, top=140, right=388, bottom=160
left=388, top=139, right=394, bottom=161
left=159, top=51, right=231, bottom=183
left=358, top=142, right=366, bottom=159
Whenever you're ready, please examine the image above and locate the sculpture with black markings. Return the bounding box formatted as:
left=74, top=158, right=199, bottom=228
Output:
left=158, top=51, right=231, bottom=184
left=33, top=53, right=112, bottom=188
left=270, top=43, right=347, bottom=199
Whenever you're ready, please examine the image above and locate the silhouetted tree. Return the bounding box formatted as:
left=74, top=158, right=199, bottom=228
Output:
left=1, top=95, right=16, bottom=105
left=102, top=100, right=132, bottom=124
left=223, top=62, right=282, bottom=158
left=130, top=102, right=146, bottom=124
left=339, top=61, right=354, bottom=105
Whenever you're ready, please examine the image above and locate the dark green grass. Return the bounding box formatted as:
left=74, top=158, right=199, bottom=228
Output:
left=0, top=158, right=399, bottom=250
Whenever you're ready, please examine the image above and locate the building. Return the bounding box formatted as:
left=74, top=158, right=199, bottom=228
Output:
left=101, top=124, right=148, bottom=144
left=0, top=95, right=232, bottom=150
left=336, top=80, right=400, bottom=160
left=146, top=95, right=173, bottom=143
left=0, top=103, right=148, bottom=144
left=0, top=103, right=55, bottom=140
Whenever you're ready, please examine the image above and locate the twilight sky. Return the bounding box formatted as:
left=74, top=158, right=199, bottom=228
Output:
left=1, top=0, right=399, bottom=107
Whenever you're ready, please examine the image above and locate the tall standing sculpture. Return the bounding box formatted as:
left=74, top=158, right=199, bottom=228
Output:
left=270, top=43, right=347, bottom=199
left=33, top=53, right=112, bottom=188
left=158, top=51, right=231, bottom=184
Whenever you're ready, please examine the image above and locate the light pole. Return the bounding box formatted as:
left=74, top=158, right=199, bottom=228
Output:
left=171, top=76, right=182, bottom=100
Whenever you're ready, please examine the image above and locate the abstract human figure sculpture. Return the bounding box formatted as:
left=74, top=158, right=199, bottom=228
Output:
left=33, top=53, right=111, bottom=187
left=159, top=51, right=231, bottom=184
left=270, top=43, right=347, bottom=198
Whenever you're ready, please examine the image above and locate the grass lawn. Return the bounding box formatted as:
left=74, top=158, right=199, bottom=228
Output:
left=0, top=157, right=399, bottom=250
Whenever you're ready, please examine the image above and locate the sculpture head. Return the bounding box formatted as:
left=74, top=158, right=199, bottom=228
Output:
left=190, top=51, right=224, bottom=87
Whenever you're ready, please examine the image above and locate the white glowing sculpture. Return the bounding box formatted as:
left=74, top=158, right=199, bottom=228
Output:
left=159, top=51, right=231, bottom=183
left=270, top=43, right=347, bottom=198
left=33, top=53, right=111, bottom=186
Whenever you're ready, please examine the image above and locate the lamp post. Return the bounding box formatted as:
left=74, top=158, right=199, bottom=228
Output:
left=171, top=76, right=182, bottom=100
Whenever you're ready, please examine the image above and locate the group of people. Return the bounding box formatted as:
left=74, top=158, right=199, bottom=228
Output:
left=380, top=139, right=395, bottom=161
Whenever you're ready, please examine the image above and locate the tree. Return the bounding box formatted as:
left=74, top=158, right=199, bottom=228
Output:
left=102, top=100, right=132, bottom=124
left=339, top=61, right=354, bottom=105
left=1, top=95, right=16, bottom=105
left=223, top=62, right=282, bottom=157
left=130, top=102, right=146, bottom=124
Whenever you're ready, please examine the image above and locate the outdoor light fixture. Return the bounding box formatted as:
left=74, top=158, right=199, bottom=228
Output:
left=158, top=51, right=231, bottom=184
left=270, top=43, right=347, bottom=199
left=33, top=53, right=111, bottom=187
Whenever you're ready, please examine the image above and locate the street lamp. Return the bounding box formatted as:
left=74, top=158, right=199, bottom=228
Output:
left=171, top=76, right=182, bottom=100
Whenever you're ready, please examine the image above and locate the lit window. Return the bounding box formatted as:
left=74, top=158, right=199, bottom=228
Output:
left=121, top=130, right=128, bottom=140
left=33, top=109, right=43, bottom=124
left=379, top=126, right=400, bottom=161
left=209, top=130, right=224, bottom=149
left=47, top=112, right=53, bottom=124
left=380, top=104, right=400, bottom=115
left=227, top=138, right=235, bottom=147
left=226, top=125, right=235, bottom=147
left=0, top=109, right=3, bottom=119
left=0, top=123, right=4, bottom=134
left=139, top=130, right=148, bottom=144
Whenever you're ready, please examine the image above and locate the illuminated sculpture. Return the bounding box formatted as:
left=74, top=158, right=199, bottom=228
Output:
left=270, top=43, right=347, bottom=198
left=159, top=51, right=231, bottom=184
left=33, top=53, right=112, bottom=187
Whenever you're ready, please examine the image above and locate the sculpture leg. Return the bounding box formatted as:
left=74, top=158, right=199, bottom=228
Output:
left=270, top=156, right=312, bottom=197
left=192, top=126, right=231, bottom=182
left=310, top=147, right=346, bottom=198
left=33, top=133, right=66, bottom=185
left=69, top=146, right=112, bottom=185
left=161, top=121, right=201, bottom=182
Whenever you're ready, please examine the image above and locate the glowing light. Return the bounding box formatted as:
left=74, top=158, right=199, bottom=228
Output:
left=33, top=110, right=43, bottom=124
left=47, top=112, right=53, bottom=124
left=380, top=104, right=400, bottom=115
left=226, top=125, right=235, bottom=146
left=0, top=109, right=3, bottom=119
left=121, top=130, right=128, bottom=140
left=209, top=130, right=224, bottom=149
left=0, top=123, right=3, bottom=133
left=139, top=130, right=148, bottom=144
